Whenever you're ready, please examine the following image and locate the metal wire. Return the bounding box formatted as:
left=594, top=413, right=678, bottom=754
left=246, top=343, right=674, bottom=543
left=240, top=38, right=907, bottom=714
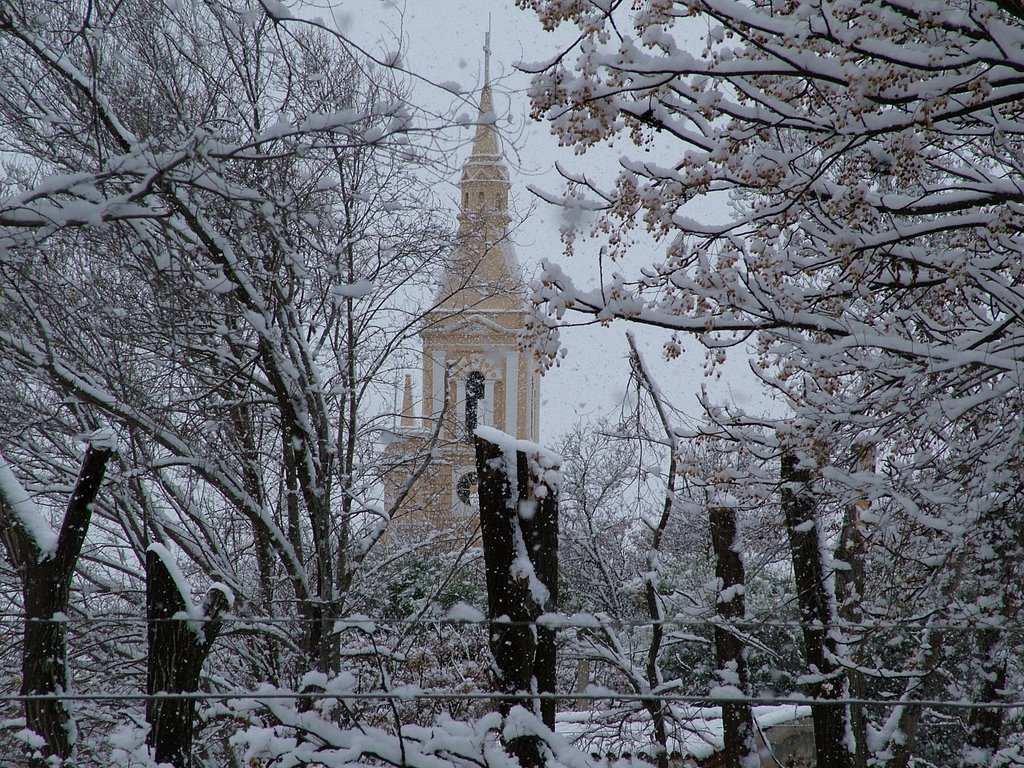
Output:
left=0, top=615, right=1016, bottom=632
left=0, top=691, right=1022, bottom=709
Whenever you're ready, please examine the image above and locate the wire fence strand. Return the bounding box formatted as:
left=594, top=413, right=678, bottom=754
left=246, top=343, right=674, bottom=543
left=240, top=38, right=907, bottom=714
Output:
left=0, top=614, right=1017, bottom=632
left=1, top=691, right=1022, bottom=709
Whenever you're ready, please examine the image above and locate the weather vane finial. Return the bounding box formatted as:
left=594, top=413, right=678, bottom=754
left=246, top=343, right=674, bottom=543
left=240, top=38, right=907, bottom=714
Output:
left=484, top=17, right=491, bottom=85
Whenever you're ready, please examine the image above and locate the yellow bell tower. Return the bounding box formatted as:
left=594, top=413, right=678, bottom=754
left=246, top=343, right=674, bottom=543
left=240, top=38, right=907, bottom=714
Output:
left=383, top=41, right=541, bottom=532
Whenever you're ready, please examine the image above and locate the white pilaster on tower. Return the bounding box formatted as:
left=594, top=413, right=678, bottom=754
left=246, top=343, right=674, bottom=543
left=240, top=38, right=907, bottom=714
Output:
left=400, top=374, right=417, bottom=428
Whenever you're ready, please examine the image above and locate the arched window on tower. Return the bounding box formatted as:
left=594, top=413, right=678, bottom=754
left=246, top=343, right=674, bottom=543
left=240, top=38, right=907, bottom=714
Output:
left=465, top=371, right=485, bottom=440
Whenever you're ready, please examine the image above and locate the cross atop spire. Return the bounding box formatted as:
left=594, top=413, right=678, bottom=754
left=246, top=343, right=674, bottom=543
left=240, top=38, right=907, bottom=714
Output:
left=484, top=20, right=491, bottom=86
left=469, top=25, right=500, bottom=161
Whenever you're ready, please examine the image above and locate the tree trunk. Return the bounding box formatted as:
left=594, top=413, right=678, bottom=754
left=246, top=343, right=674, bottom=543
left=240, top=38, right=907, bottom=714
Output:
left=475, top=432, right=559, bottom=768
left=708, top=504, right=757, bottom=768
left=959, top=513, right=1019, bottom=768
left=780, top=450, right=852, bottom=768
left=960, top=626, right=1007, bottom=767
left=21, top=560, right=74, bottom=767
left=0, top=444, right=113, bottom=767
left=834, top=495, right=869, bottom=768
left=146, top=547, right=230, bottom=768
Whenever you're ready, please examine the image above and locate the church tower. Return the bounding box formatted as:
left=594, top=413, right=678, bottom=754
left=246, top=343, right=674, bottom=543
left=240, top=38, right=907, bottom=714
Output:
left=383, top=45, right=541, bottom=531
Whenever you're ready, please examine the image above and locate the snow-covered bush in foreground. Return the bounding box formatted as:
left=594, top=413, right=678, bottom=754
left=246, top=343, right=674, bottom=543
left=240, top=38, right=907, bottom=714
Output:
left=223, top=686, right=586, bottom=768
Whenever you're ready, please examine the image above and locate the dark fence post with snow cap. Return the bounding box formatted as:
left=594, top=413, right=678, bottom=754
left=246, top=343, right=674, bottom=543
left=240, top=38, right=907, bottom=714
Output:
left=474, top=426, right=559, bottom=768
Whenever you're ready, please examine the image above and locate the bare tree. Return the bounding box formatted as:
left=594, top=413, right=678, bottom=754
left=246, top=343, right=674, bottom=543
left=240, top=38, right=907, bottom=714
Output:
left=0, top=0, right=490, bottom=761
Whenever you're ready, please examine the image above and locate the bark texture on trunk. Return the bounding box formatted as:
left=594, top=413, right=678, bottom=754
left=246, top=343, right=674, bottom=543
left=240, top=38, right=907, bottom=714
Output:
left=146, top=548, right=229, bottom=768
left=781, top=451, right=852, bottom=768
left=0, top=445, right=112, bottom=767
left=708, top=505, right=757, bottom=768
left=475, top=434, right=559, bottom=768
left=834, top=498, right=868, bottom=768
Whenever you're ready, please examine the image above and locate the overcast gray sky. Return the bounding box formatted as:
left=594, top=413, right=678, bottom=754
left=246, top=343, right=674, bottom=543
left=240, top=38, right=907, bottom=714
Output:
left=339, top=0, right=776, bottom=443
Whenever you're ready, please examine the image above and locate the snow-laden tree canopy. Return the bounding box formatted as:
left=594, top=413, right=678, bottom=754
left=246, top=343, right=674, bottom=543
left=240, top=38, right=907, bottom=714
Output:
left=520, top=1, right=1024, bottom=765
left=521, top=0, right=1024, bottom=562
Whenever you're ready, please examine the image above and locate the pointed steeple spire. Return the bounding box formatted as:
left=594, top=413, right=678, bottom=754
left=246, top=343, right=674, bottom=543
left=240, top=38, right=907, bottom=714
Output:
left=461, top=27, right=507, bottom=212
left=471, top=34, right=501, bottom=161
left=484, top=19, right=491, bottom=85
left=435, top=35, right=520, bottom=310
